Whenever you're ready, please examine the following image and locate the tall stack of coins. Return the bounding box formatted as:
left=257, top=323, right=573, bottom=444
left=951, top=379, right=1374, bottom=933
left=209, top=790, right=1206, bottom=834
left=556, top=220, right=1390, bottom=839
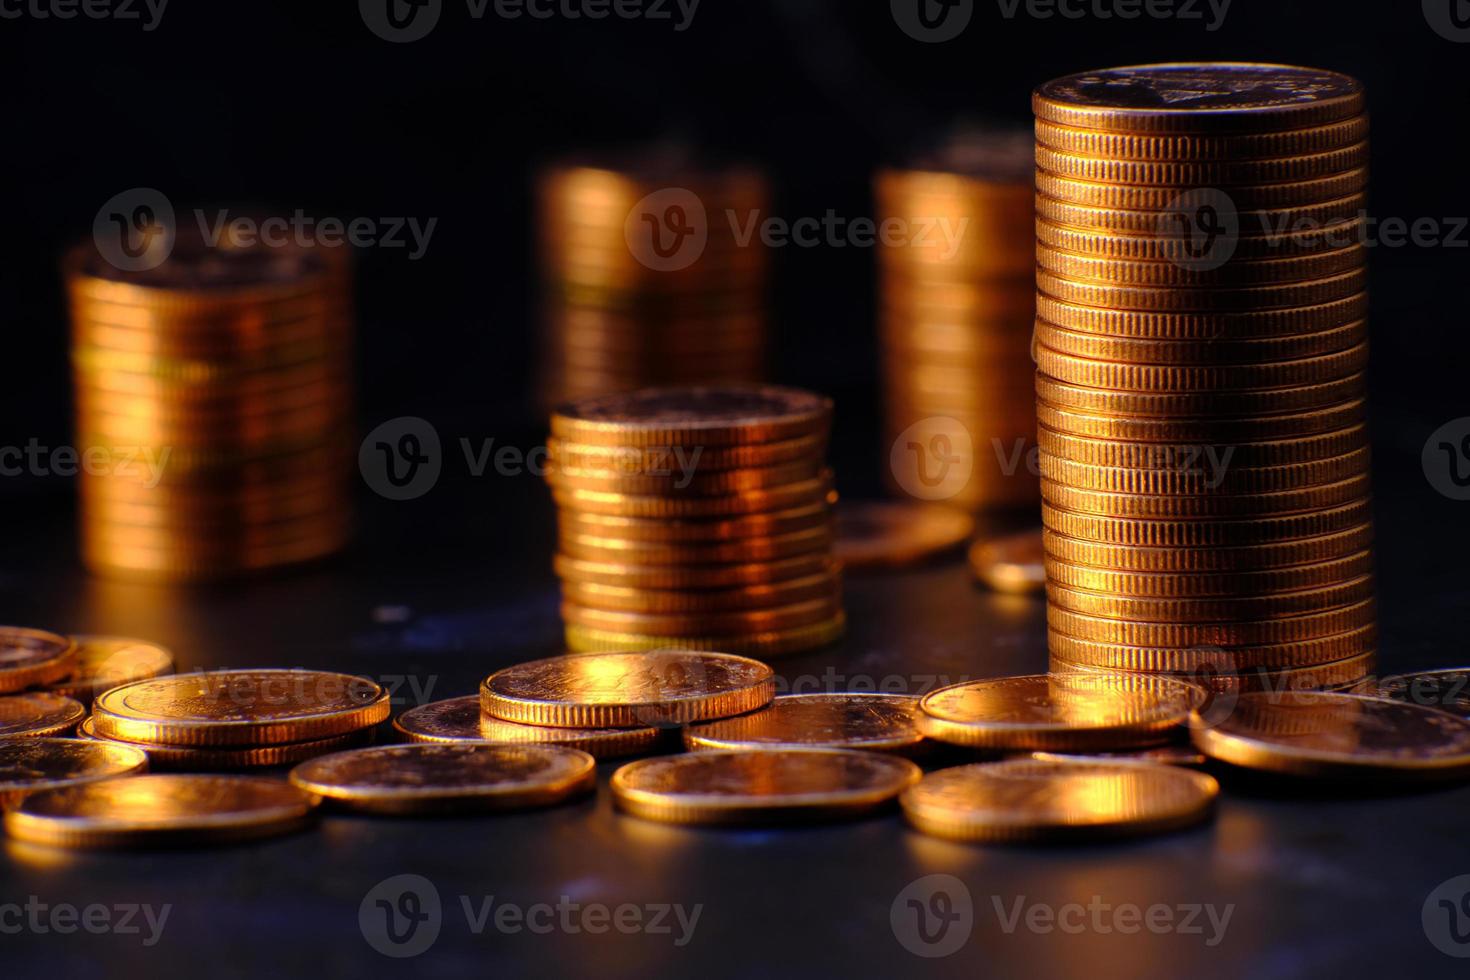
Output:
left=876, top=131, right=1039, bottom=512
left=67, top=224, right=355, bottom=581
left=546, top=386, right=845, bottom=657
left=1033, top=63, right=1376, bottom=693
left=537, top=149, right=770, bottom=408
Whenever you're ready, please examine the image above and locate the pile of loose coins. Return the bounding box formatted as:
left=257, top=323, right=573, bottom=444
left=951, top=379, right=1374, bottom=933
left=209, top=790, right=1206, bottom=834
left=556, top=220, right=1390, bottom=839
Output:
left=546, top=386, right=846, bottom=656
left=876, top=130, right=1040, bottom=513
left=66, top=224, right=355, bottom=582
left=1031, top=63, right=1377, bottom=694
left=536, top=149, right=770, bottom=408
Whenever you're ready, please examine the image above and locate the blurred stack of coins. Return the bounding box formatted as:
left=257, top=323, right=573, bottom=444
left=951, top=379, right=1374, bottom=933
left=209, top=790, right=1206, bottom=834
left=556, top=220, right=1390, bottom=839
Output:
left=876, top=130, right=1039, bottom=512
left=546, top=386, right=845, bottom=658
left=537, top=147, right=771, bottom=408
left=67, top=218, right=355, bottom=581
left=1033, top=63, right=1376, bottom=693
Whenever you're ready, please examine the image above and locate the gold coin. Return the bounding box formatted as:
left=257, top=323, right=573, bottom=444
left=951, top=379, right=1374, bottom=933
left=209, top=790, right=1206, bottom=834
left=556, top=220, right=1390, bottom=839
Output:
left=77, top=717, right=371, bottom=771
left=1038, top=242, right=1367, bottom=289
left=1029, top=747, right=1208, bottom=768
left=1044, top=551, right=1375, bottom=597
left=1034, top=220, right=1364, bottom=264
left=1041, top=500, right=1373, bottom=548
left=1042, top=474, right=1372, bottom=520
left=917, top=674, right=1198, bottom=752
left=610, top=749, right=921, bottom=825
left=550, top=385, right=832, bottom=448
left=557, top=500, right=831, bottom=544
left=560, top=570, right=841, bottom=615
left=0, top=629, right=78, bottom=693
left=92, top=670, right=390, bottom=746
left=1036, top=169, right=1367, bottom=211
left=1047, top=576, right=1375, bottom=623
left=4, top=773, right=319, bottom=848
left=969, top=529, right=1046, bottom=596
left=1047, top=624, right=1377, bottom=671
left=43, top=636, right=174, bottom=703
left=557, top=524, right=833, bottom=565
left=1035, top=343, right=1368, bottom=393
left=563, top=613, right=846, bottom=659
left=554, top=552, right=836, bottom=591
left=1039, top=424, right=1367, bottom=471
left=1038, top=267, right=1366, bottom=313
left=1033, top=115, right=1369, bottom=159
left=1036, top=398, right=1366, bottom=443
left=1035, top=193, right=1366, bottom=239
left=1033, top=318, right=1367, bottom=366
left=288, top=743, right=596, bottom=815
left=563, top=597, right=840, bottom=637
left=683, top=693, right=925, bottom=755
left=833, top=501, right=974, bottom=570
left=1039, top=449, right=1371, bottom=496
left=1050, top=653, right=1376, bottom=696
left=1035, top=372, right=1366, bottom=418
left=546, top=458, right=823, bottom=496
left=1035, top=142, right=1369, bottom=187
left=0, top=694, right=87, bottom=738
left=550, top=471, right=835, bottom=519
left=481, top=650, right=774, bottom=729
left=0, top=739, right=149, bottom=810
left=548, top=433, right=825, bottom=474
left=393, top=696, right=662, bottom=758
left=901, top=758, right=1218, bottom=843
left=1036, top=290, right=1367, bottom=339
left=1048, top=600, right=1376, bottom=647
left=1190, top=692, right=1470, bottom=782
left=1043, top=525, right=1374, bottom=572
left=1361, top=670, right=1470, bottom=720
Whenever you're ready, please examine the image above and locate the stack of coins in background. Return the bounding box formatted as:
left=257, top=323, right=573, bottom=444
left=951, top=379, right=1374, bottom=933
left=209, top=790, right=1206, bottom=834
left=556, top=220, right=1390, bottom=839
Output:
left=546, top=386, right=845, bottom=658
left=536, top=148, right=771, bottom=409
left=1032, top=63, right=1376, bottom=693
left=67, top=224, right=356, bottom=582
left=876, top=130, right=1039, bottom=513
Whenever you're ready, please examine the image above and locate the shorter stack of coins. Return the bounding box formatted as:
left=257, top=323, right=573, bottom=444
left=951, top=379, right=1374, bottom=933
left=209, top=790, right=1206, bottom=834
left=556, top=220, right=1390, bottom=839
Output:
left=876, top=130, right=1039, bottom=512
left=545, top=386, right=845, bottom=658
left=537, top=148, right=770, bottom=408
left=77, top=670, right=388, bottom=771
left=67, top=223, right=355, bottom=582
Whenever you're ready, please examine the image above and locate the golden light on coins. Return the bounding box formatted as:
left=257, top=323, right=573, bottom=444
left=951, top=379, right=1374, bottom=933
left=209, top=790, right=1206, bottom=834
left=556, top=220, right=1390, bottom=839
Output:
left=0, top=739, right=149, bottom=810
left=66, top=221, right=355, bottom=582
left=1033, top=63, right=1377, bottom=694
left=683, top=693, right=926, bottom=755
left=877, top=129, right=1039, bottom=513
left=547, top=387, right=845, bottom=656
left=537, top=148, right=770, bottom=408
left=0, top=628, right=78, bottom=693
left=0, top=693, right=87, bottom=738
left=834, top=501, right=974, bottom=570
left=43, top=635, right=174, bottom=704
left=394, top=695, right=663, bottom=759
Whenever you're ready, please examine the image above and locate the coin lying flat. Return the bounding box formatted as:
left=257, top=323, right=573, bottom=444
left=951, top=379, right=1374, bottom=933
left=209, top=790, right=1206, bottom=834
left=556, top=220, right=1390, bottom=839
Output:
left=393, top=696, right=662, bottom=759
left=1029, top=746, right=1208, bottom=769
left=901, top=759, right=1219, bottom=843
left=918, top=674, right=1200, bottom=752
left=92, top=670, right=391, bottom=746
left=289, top=743, right=596, bottom=815
left=0, top=694, right=87, bottom=738
left=683, top=693, right=925, bottom=755
left=969, top=529, right=1045, bottom=596
left=1357, top=669, right=1470, bottom=720
left=0, top=629, right=78, bottom=693
left=482, top=651, right=774, bottom=729
left=833, top=502, right=974, bottom=570
left=1190, top=692, right=1470, bottom=782
left=44, top=635, right=174, bottom=702
left=611, top=749, right=921, bottom=825
left=0, top=738, right=149, bottom=809
left=4, top=774, right=319, bottom=848
left=77, top=717, right=372, bottom=771
left=550, top=385, right=833, bottom=448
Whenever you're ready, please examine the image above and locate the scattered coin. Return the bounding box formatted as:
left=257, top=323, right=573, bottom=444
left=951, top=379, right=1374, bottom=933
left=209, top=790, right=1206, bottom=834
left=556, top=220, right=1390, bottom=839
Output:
left=969, top=529, right=1045, bottom=596
left=683, top=693, right=925, bottom=755
left=0, top=628, right=78, bottom=693
left=77, top=717, right=372, bottom=772
left=833, top=502, right=974, bottom=570
left=1357, top=669, right=1470, bottom=720
left=393, top=696, right=662, bottom=759
left=0, top=738, right=149, bottom=810
left=0, top=693, right=87, bottom=738
left=44, top=635, right=174, bottom=703
left=1029, top=746, right=1208, bottom=768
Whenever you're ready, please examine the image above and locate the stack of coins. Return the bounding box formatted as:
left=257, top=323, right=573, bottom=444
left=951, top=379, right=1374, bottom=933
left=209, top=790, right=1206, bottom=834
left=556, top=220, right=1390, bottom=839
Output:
left=876, top=131, right=1039, bottom=512
left=537, top=149, right=770, bottom=408
left=78, top=670, right=388, bottom=771
left=546, top=386, right=845, bottom=657
left=1032, top=63, right=1376, bottom=693
left=67, top=222, right=355, bottom=582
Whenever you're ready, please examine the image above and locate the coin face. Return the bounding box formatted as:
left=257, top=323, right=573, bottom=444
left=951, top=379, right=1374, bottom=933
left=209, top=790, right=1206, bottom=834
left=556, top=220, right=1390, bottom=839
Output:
left=0, top=739, right=149, bottom=809
left=0, top=629, right=78, bottom=693
left=833, top=502, right=973, bottom=570
left=481, top=651, right=775, bottom=729
left=4, top=774, right=319, bottom=848
left=969, top=529, right=1045, bottom=596
left=45, top=635, right=174, bottom=702
left=683, top=693, right=925, bottom=755
left=901, top=759, right=1219, bottom=843
left=1191, top=693, right=1470, bottom=781
left=918, top=674, right=1200, bottom=751
left=551, top=385, right=832, bottom=447
left=289, top=743, right=596, bottom=815
left=92, top=670, right=390, bottom=746
left=610, top=749, right=921, bottom=825
left=394, top=696, right=662, bottom=759
left=1362, top=670, right=1470, bottom=720
left=0, top=694, right=87, bottom=738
